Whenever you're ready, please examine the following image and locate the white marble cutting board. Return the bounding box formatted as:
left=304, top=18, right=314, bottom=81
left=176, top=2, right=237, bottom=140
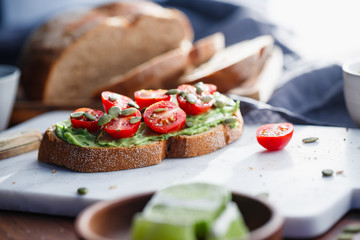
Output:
left=0, top=111, right=359, bottom=238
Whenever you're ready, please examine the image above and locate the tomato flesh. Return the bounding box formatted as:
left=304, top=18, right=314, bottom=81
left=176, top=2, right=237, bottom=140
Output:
left=134, top=89, right=171, bottom=110
left=143, top=101, right=186, bottom=134
left=101, top=91, right=134, bottom=113
left=256, top=123, right=294, bottom=151
left=176, top=84, right=214, bottom=115
left=104, top=109, right=141, bottom=139
left=70, top=108, right=104, bottom=132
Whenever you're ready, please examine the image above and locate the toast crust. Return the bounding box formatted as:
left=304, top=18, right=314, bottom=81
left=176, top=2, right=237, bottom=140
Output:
left=38, top=111, right=243, bottom=172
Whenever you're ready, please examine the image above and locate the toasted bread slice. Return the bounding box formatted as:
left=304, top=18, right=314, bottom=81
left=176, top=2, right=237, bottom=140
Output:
left=177, top=35, right=274, bottom=93
left=38, top=111, right=243, bottom=172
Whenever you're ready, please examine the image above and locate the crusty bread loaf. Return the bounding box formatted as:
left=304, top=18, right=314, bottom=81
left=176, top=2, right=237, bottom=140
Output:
left=93, top=32, right=225, bottom=98
left=20, top=1, right=193, bottom=104
left=38, top=111, right=243, bottom=173
left=177, top=35, right=274, bottom=93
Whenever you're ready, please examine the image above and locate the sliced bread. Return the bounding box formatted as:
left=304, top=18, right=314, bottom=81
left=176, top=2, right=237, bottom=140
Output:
left=38, top=110, right=243, bottom=173
left=177, top=35, right=274, bottom=93
left=20, top=1, right=193, bottom=104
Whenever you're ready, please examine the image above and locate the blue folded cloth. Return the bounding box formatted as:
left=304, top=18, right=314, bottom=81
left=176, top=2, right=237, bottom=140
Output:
left=0, top=0, right=356, bottom=127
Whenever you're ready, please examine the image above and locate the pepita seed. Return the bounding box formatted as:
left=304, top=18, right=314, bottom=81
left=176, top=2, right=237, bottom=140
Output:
left=186, top=121, right=194, bottom=127
left=128, top=101, right=140, bottom=109
left=120, top=108, right=137, bottom=116
left=84, top=112, right=96, bottom=121
left=154, top=108, right=167, bottom=113
left=194, top=81, right=204, bottom=87
left=165, top=89, right=180, bottom=95
left=322, top=169, right=334, bottom=177
left=97, top=114, right=112, bottom=126
left=343, top=224, right=360, bottom=233
left=302, top=137, right=319, bottom=143
left=129, top=116, right=141, bottom=124
left=179, top=90, right=187, bottom=97
left=108, top=106, right=121, bottom=119
left=186, top=93, right=197, bottom=104
left=109, top=94, right=119, bottom=102
left=195, top=85, right=204, bottom=94
left=201, top=95, right=213, bottom=103
left=70, top=111, right=84, bottom=118
left=215, top=99, right=225, bottom=108
left=77, top=187, right=88, bottom=195
left=224, top=116, right=238, bottom=125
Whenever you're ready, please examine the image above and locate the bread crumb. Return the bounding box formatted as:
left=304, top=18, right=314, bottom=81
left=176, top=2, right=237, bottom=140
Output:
left=248, top=167, right=253, bottom=170
left=52, top=169, right=56, bottom=173
left=12, top=181, right=16, bottom=184
left=336, top=170, right=344, bottom=175
left=109, top=185, right=117, bottom=190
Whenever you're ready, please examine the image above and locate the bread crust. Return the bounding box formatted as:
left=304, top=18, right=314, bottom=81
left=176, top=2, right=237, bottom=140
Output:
left=38, top=111, right=243, bottom=172
left=20, top=1, right=193, bottom=103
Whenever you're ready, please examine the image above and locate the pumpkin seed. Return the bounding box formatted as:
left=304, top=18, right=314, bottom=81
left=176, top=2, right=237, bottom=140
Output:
left=108, top=106, right=121, bottom=119
left=179, top=90, right=187, bottom=97
left=186, top=121, right=194, bottom=127
left=215, top=99, right=225, bottom=108
left=343, top=224, right=360, bottom=233
left=201, top=95, right=213, bottom=103
left=302, top=137, right=319, bottom=143
left=154, top=108, right=167, bottom=113
left=70, top=111, right=84, bottom=118
left=97, top=114, right=112, bottom=126
left=128, top=101, right=139, bottom=109
left=195, top=84, right=204, bottom=94
left=109, top=94, right=119, bottom=102
left=120, top=108, right=137, bottom=116
left=186, top=93, right=197, bottom=104
left=77, top=187, right=88, bottom=195
left=129, top=116, right=141, bottom=124
left=322, top=169, right=334, bottom=177
left=337, top=233, right=353, bottom=240
left=194, top=82, right=204, bottom=87
left=165, top=89, right=180, bottom=95
left=84, top=112, right=96, bottom=121
left=224, top=116, right=238, bottom=125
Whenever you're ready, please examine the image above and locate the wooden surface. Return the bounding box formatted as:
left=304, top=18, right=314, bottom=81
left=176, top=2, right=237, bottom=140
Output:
left=0, top=210, right=359, bottom=239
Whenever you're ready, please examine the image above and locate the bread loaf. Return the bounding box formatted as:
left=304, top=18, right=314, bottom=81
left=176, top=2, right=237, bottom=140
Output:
left=20, top=1, right=193, bottom=104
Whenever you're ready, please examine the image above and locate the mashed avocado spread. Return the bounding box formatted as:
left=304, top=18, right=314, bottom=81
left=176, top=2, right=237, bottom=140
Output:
left=55, top=93, right=239, bottom=148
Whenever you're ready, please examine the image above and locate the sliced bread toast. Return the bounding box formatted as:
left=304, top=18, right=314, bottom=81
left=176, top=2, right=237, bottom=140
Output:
left=38, top=110, right=243, bottom=173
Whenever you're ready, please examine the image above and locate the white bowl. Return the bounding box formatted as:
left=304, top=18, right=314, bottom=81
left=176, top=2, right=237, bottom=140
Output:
left=0, top=65, right=20, bottom=131
left=343, top=60, right=360, bottom=127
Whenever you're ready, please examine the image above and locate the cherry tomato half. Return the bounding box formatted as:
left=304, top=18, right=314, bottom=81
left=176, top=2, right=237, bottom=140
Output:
left=101, top=91, right=134, bottom=113
left=177, top=84, right=214, bottom=115
left=143, top=101, right=186, bottom=134
left=203, top=83, right=217, bottom=94
left=70, top=108, right=104, bottom=132
left=256, top=123, right=294, bottom=151
left=104, top=109, right=141, bottom=139
left=134, top=89, right=171, bottom=110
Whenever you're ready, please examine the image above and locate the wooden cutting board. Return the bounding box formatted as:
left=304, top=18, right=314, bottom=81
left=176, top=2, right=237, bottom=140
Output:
left=0, top=111, right=359, bottom=238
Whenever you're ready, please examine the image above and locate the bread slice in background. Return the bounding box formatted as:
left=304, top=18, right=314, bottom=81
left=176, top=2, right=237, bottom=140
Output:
left=93, top=32, right=225, bottom=97
left=177, top=35, right=274, bottom=93
left=20, top=1, right=193, bottom=104
left=38, top=110, right=243, bottom=173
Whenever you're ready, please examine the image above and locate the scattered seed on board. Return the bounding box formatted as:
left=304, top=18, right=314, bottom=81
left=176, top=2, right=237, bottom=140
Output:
left=302, top=137, right=319, bottom=143
left=77, top=187, right=88, bottom=195
left=322, top=169, right=334, bottom=177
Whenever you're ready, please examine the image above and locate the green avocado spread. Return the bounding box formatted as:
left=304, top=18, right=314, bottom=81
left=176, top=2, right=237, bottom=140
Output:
left=55, top=93, right=240, bottom=148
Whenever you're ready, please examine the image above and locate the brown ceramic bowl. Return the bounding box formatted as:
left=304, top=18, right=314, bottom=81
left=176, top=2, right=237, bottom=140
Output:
left=75, top=192, right=283, bottom=240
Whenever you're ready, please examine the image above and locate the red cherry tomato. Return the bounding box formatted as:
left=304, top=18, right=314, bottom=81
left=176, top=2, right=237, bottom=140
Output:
left=134, top=89, right=171, bottom=109
left=104, top=109, right=141, bottom=139
left=70, top=108, right=104, bottom=132
left=256, top=123, right=294, bottom=151
left=101, top=91, right=134, bottom=113
left=177, top=84, right=214, bottom=115
left=203, top=83, right=217, bottom=94
left=143, top=101, right=186, bottom=134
